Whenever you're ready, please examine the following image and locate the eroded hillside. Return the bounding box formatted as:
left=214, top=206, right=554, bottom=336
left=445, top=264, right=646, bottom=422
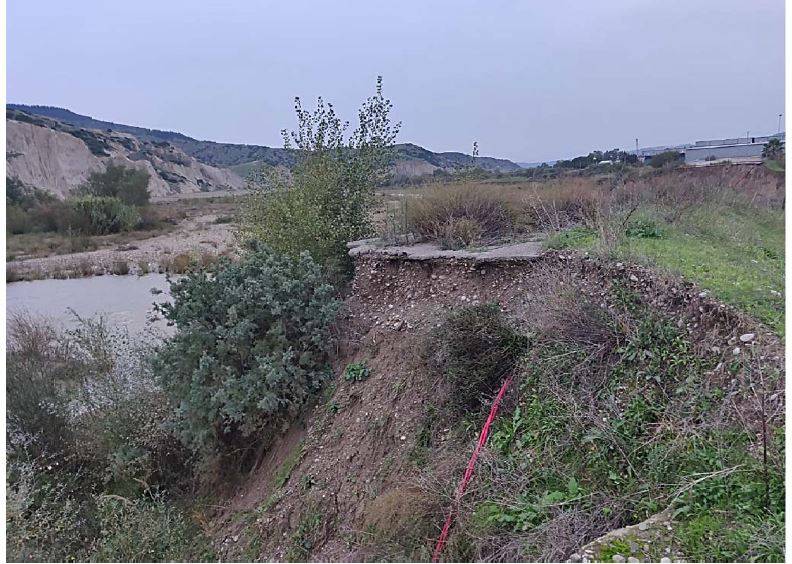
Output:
left=6, top=109, right=244, bottom=198
left=210, top=250, right=784, bottom=562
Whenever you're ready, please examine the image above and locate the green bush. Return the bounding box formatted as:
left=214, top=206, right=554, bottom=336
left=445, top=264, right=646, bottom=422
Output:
left=436, top=304, right=528, bottom=413
left=92, top=495, right=214, bottom=562
left=649, top=150, right=682, bottom=168
left=6, top=316, right=207, bottom=562
left=152, top=244, right=340, bottom=465
left=68, top=195, right=141, bottom=235
left=240, top=77, right=399, bottom=274
left=5, top=177, right=71, bottom=235
left=77, top=163, right=151, bottom=207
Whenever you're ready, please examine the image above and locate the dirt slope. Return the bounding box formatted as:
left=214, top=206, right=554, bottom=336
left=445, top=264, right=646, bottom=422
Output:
left=209, top=252, right=783, bottom=562
left=6, top=113, right=244, bottom=198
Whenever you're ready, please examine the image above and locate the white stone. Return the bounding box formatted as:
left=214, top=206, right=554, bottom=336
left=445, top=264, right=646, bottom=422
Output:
left=739, top=333, right=756, bottom=343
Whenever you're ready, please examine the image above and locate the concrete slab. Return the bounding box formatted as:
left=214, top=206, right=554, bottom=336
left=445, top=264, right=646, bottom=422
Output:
left=348, top=239, right=544, bottom=262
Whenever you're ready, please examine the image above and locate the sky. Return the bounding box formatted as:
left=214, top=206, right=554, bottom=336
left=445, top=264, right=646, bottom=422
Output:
left=7, top=0, right=785, bottom=163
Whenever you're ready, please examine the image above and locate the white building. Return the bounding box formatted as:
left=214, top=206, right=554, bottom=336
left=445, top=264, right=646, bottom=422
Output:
left=684, top=133, right=784, bottom=165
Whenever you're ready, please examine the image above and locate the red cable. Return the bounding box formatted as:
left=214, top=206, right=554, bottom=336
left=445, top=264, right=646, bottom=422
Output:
left=431, top=373, right=514, bottom=562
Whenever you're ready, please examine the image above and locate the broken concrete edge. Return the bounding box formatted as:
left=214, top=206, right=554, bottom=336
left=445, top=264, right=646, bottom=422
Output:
left=347, top=238, right=546, bottom=263
left=572, top=507, right=682, bottom=563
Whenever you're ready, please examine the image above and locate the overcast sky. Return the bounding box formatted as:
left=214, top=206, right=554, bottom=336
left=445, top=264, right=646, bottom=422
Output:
left=7, top=0, right=785, bottom=162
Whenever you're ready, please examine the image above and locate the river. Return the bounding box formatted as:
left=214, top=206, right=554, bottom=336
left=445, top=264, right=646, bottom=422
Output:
left=6, top=273, right=175, bottom=335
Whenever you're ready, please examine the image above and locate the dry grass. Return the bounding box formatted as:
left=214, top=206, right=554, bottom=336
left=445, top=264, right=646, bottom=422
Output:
left=403, top=179, right=607, bottom=248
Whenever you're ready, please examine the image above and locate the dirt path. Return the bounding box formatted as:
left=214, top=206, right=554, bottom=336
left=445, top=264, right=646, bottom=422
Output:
left=7, top=213, right=237, bottom=280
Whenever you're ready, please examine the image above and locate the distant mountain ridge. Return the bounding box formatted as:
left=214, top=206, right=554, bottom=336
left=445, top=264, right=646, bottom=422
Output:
left=7, top=104, right=522, bottom=174
left=6, top=108, right=244, bottom=198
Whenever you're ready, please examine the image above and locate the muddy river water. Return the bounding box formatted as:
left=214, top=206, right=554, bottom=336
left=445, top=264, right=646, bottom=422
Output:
left=7, top=273, right=174, bottom=334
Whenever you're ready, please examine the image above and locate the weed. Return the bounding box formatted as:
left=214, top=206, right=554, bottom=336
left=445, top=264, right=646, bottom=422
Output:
left=273, top=441, right=305, bottom=489
left=435, top=304, right=529, bottom=413
left=286, top=510, right=323, bottom=562
left=344, top=361, right=371, bottom=382
left=111, top=259, right=130, bottom=275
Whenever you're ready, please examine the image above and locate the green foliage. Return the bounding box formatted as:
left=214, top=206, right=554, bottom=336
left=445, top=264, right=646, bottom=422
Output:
left=620, top=205, right=784, bottom=334
left=77, top=163, right=151, bottom=207
left=761, top=138, right=784, bottom=160
left=549, top=200, right=784, bottom=334
left=6, top=316, right=210, bottom=562
left=649, top=150, right=683, bottom=168
left=545, top=226, right=597, bottom=249
left=436, top=304, right=528, bottom=413
left=474, top=477, right=585, bottom=532
left=625, top=216, right=663, bottom=239
left=343, top=361, right=371, bottom=382
left=68, top=195, right=141, bottom=235
left=286, top=510, right=324, bottom=562
left=152, top=244, right=340, bottom=463
left=453, top=292, right=783, bottom=561
left=92, top=495, right=214, bottom=562
left=598, top=538, right=634, bottom=562
left=240, top=77, right=400, bottom=273
left=5, top=177, right=69, bottom=235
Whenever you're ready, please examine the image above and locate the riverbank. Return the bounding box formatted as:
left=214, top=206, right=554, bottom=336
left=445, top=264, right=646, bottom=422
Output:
left=7, top=211, right=237, bottom=281
left=7, top=193, right=243, bottom=282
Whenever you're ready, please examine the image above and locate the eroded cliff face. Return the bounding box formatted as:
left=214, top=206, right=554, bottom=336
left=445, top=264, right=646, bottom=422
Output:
left=6, top=116, right=245, bottom=198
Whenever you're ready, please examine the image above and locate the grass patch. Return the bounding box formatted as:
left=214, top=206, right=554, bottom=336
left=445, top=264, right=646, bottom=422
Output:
left=443, top=287, right=783, bottom=562
left=548, top=204, right=784, bottom=334
left=343, top=361, right=371, bottom=382
left=273, top=441, right=305, bottom=489
left=545, top=226, right=598, bottom=249
left=621, top=205, right=784, bottom=334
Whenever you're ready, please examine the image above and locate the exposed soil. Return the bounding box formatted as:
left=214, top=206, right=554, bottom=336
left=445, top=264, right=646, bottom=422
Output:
left=209, top=250, right=784, bottom=562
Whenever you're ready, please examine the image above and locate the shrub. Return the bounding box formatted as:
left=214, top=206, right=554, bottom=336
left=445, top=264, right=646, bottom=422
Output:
left=407, top=184, right=516, bottom=248
left=240, top=77, right=400, bottom=274
left=435, top=304, right=528, bottom=413
left=344, top=362, right=371, bottom=382
left=6, top=315, right=79, bottom=457
left=649, top=150, right=682, bottom=168
left=77, top=163, right=151, bottom=207
left=152, top=244, right=340, bottom=465
left=5, top=178, right=71, bottom=235
left=111, top=259, right=130, bottom=275
left=6, top=316, right=206, bottom=561
left=92, top=495, right=214, bottom=562
left=6, top=461, right=93, bottom=563
left=68, top=195, right=141, bottom=235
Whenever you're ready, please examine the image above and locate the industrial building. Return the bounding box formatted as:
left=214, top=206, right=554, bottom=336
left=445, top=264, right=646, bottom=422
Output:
left=684, top=133, right=785, bottom=165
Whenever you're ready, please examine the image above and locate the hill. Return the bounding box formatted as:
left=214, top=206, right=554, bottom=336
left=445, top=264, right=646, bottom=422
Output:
left=7, top=104, right=522, bottom=175
left=6, top=108, right=244, bottom=198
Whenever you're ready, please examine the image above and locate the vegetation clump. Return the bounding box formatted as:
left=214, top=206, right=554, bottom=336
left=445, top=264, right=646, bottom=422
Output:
left=435, top=304, right=529, bottom=413
left=442, top=288, right=784, bottom=562
left=77, top=163, right=151, bottom=207
left=6, top=315, right=213, bottom=562
left=240, top=77, right=400, bottom=274
left=7, top=164, right=151, bottom=238
left=152, top=244, right=340, bottom=467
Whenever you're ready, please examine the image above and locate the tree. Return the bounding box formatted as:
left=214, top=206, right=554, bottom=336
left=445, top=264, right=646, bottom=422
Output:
left=78, top=164, right=151, bottom=207
left=240, top=77, right=400, bottom=273
left=649, top=150, right=682, bottom=168
left=762, top=138, right=785, bottom=160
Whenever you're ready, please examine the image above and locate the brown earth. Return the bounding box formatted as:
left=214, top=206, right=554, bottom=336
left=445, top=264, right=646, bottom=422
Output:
left=208, top=250, right=783, bottom=562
